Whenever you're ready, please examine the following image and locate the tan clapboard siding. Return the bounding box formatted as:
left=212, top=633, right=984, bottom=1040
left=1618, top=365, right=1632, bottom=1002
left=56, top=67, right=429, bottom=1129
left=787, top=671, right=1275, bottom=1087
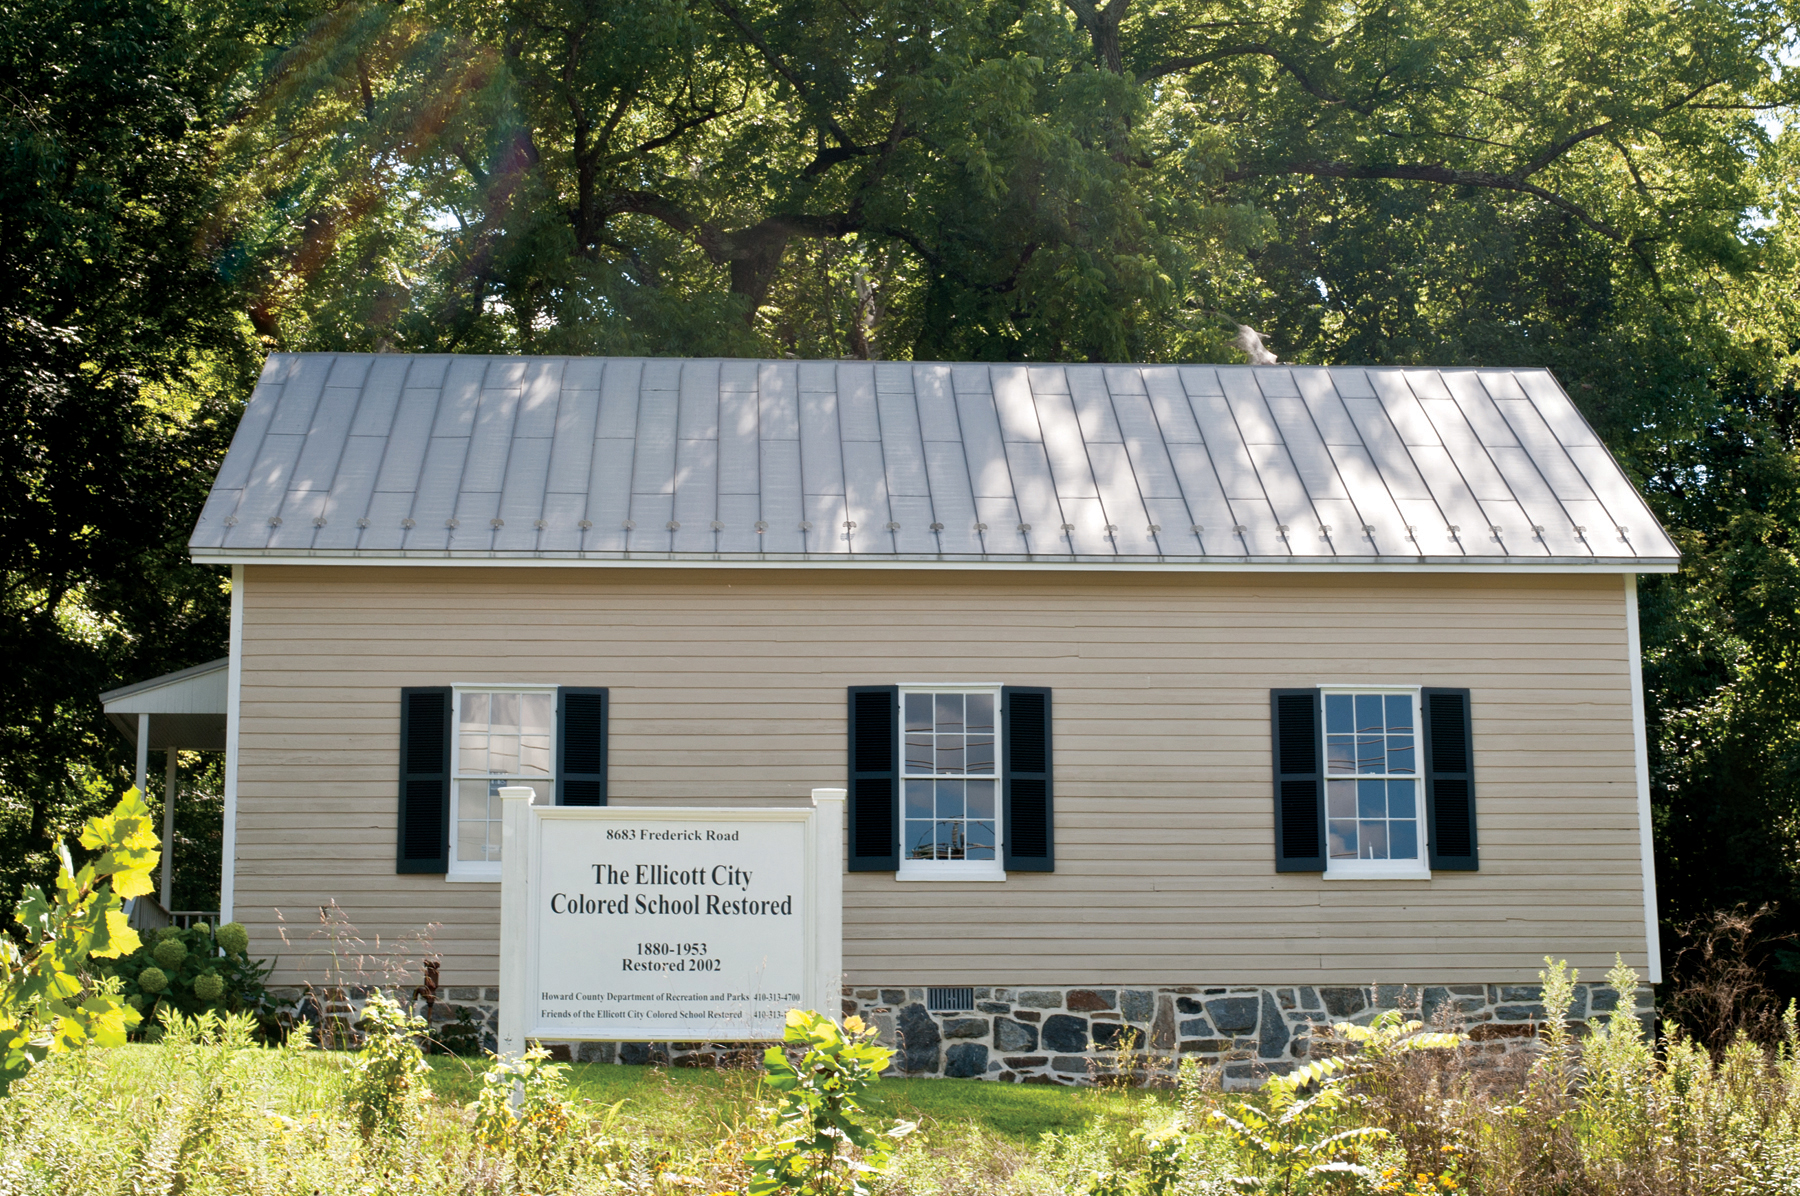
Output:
left=232, top=565, right=1651, bottom=989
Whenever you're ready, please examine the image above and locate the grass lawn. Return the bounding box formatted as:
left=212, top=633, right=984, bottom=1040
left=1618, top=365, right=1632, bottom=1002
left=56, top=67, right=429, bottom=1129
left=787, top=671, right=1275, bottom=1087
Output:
left=423, top=1056, right=1159, bottom=1144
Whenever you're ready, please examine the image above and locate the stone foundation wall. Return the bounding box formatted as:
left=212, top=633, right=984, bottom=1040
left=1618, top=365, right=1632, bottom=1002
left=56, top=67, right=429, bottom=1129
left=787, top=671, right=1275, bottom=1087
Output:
left=838, top=982, right=1655, bottom=1089
left=267, top=985, right=502, bottom=1053
left=266, top=981, right=1653, bottom=1090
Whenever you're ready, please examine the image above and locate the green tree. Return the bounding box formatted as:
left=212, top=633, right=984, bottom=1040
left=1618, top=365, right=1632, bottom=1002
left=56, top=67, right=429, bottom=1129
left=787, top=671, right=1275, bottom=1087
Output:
left=0, top=0, right=272, bottom=916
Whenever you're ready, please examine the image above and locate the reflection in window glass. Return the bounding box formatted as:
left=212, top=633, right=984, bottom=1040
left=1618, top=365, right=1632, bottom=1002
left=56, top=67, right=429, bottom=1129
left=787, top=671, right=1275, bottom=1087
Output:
left=902, top=690, right=999, bottom=863
left=1325, top=691, right=1421, bottom=863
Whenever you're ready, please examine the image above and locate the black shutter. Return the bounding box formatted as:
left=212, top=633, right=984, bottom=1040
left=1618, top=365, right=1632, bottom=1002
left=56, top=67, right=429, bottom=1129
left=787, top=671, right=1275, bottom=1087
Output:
left=558, top=687, right=609, bottom=806
left=1270, top=688, right=1326, bottom=872
left=1422, top=687, right=1478, bottom=870
left=398, top=687, right=452, bottom=874
left=1002, top=686, right=1054, bottom=872
left=847, top=686, right=899, bottom=871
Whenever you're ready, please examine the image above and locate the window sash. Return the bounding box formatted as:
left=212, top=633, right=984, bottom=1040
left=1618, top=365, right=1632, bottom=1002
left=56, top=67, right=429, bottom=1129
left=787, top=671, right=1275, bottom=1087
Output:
left=897, top=686, right=1003, bottom=872
left=1320, top=687, right=1427, bottom=873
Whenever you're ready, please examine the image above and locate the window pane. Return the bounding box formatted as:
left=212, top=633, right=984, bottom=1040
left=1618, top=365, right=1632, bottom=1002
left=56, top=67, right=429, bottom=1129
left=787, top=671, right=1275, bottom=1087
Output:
left=1385, top=694, right=1412, bottom=734
left=936, top=734, right=964, bottom=773
left=905, top=734, right=933, bottom=773
left=1387, top=779, right=1417, bottom=819
left=1358, top=779, right=1386, bottom=819
left=1389, top=820, right=1419, bottom=860
left=936, top=693, right=963, bottom=733
left=936, top=821, right=958, bottom=859
left=519, top=731, right=551, bottom=777
left=521, top=693, right=552, bottom=737
left=966, top=693, right=994, bottom=734
left=1329, top=820, right=1357, bottom=858
left=491, top=692, right=519, bottom=733
left=1325, top=693, right=1353, bottom=735
left=1357, top=734, right=1384, bottom=774
left=1359, top=820, right=1390, bottom=858
left=1354, top=693, right=1383, bottom=735
left=487, top=734, right=520, bottom=775
left=905, top=779, right=933, bottom=820
left=905, top=693, right=932, bottom=732
left=1387, top=737, right=1415, bottom=775
left=460, top=693, right=488, bottom=728
left=906, top=820, right=935, bottom=859
left=457, top=818, right=487, bottom=862
left=936, top=779, right=965, bottom=819
left=966, top=735, right=994, bottom=775
left=459, top=732, right=488, bottom=776
left=1326, top=735, right=1354, bottom=774
left=1327, top=780, right=1356, bottom=818
left=967, top=821, right=995, bottom=860
left=966, top=780, right=996, bottom=820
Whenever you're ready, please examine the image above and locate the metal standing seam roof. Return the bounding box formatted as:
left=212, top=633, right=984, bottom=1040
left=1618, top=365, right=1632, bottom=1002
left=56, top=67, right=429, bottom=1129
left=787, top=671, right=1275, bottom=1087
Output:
left=186, top=353, right=1680, bottom=569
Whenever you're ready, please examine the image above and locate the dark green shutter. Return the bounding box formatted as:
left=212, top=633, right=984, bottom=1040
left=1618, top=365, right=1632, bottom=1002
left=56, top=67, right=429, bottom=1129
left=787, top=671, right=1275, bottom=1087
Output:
left=847, top=686, right=899, bottom=871
left=398, top=687, right=452, bottom=874
left=1422, top=688, right=1478, bottom=870
left=1002, top=686, right=1054, bottom=871
left=1270, top=688, right=1326, bottom=872
left=558, top=688, right=609, bottom=806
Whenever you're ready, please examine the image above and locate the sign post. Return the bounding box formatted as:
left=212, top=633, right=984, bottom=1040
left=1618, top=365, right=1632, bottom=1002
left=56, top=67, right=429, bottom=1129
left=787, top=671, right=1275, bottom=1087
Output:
left=497, top=788, right=844, bottom=1058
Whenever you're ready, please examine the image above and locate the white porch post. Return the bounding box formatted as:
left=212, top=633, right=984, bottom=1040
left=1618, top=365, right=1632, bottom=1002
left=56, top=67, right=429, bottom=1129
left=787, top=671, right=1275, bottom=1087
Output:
left=811, top=787, right=846, bottom=1017
left=161, top=752, right=178, bottom=909
left=220, top=563, right=244, bottom=924
left=497, top=785, right=535, bottom=1061
left=134, top=714, right=150, bottom=796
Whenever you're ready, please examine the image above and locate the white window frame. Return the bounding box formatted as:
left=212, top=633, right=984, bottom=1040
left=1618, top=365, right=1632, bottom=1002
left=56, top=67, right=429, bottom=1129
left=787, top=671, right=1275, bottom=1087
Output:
left=1319, top=685, right=1431, bottom=881
left=896, top=682, right=1007, bottom=882
left=447, top=683, right=557, bottom=882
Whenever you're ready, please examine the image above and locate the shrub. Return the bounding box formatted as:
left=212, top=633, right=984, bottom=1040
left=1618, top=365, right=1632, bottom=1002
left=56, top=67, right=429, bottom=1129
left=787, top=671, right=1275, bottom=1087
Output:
left=110, top=919, right=271, bottom=1031
left=215, top=922, right=249, bottom=955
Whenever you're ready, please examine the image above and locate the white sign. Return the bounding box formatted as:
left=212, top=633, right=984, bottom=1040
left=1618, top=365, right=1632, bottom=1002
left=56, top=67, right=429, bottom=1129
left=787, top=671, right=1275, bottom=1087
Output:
left=497, top=789, right=844, bottom=1052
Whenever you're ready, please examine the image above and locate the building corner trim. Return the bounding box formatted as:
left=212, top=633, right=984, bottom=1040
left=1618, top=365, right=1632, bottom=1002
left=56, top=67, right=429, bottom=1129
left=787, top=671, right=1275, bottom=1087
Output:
left=221, top=564, right=245, bottom=924
left=1625, top=574, right=1662, bottom=983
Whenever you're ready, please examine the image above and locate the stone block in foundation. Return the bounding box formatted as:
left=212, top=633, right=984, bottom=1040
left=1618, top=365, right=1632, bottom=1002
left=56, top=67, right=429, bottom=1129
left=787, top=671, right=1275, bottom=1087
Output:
left=945, top=1043, right=988, bottom=1078
left=1041, top=1014, right=1089, bottom=1053
left=1205, top=997, right=1259, bottom=1033
left=996, top=1018, right=1039, bottom=1052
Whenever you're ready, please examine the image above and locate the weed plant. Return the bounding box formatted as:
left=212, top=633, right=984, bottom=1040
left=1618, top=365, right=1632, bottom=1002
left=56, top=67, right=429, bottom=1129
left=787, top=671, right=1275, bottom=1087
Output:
left=4, top=963, right=1800, bottom=1195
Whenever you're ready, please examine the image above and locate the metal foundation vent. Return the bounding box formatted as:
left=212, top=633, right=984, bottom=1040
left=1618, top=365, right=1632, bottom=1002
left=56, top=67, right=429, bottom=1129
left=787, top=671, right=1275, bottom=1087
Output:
left=927, top=987, right=975, bottom=1012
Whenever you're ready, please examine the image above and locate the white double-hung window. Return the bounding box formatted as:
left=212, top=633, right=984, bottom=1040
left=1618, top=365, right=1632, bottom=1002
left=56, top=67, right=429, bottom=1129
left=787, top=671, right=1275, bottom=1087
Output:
left=1322, top=688, right=1429, bottom=879
left=450, top=687, right=555, bottom=880
left=900, top=685, right=1004, bottom=880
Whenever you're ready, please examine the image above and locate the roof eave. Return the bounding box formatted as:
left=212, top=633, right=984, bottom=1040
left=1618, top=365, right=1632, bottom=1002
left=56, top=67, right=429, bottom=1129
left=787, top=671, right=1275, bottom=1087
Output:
left=188, top=547, right=1680, bottom=574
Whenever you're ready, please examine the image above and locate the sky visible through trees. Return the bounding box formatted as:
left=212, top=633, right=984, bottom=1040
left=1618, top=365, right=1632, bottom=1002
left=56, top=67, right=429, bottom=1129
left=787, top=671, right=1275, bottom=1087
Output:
left=5, top=0, right=1800, bottom=1019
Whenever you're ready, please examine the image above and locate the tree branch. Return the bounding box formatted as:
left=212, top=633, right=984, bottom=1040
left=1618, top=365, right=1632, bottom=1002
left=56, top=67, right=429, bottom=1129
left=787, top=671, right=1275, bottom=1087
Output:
left=1222, top=159, right=1624, bottom=241
left=708, top=0, right=860, bottom=150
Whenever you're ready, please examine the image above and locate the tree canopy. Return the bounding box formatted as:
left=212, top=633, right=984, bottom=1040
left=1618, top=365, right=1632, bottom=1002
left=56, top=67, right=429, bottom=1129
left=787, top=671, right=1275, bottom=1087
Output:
left=5, top=0, right=1800, bottom=1010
